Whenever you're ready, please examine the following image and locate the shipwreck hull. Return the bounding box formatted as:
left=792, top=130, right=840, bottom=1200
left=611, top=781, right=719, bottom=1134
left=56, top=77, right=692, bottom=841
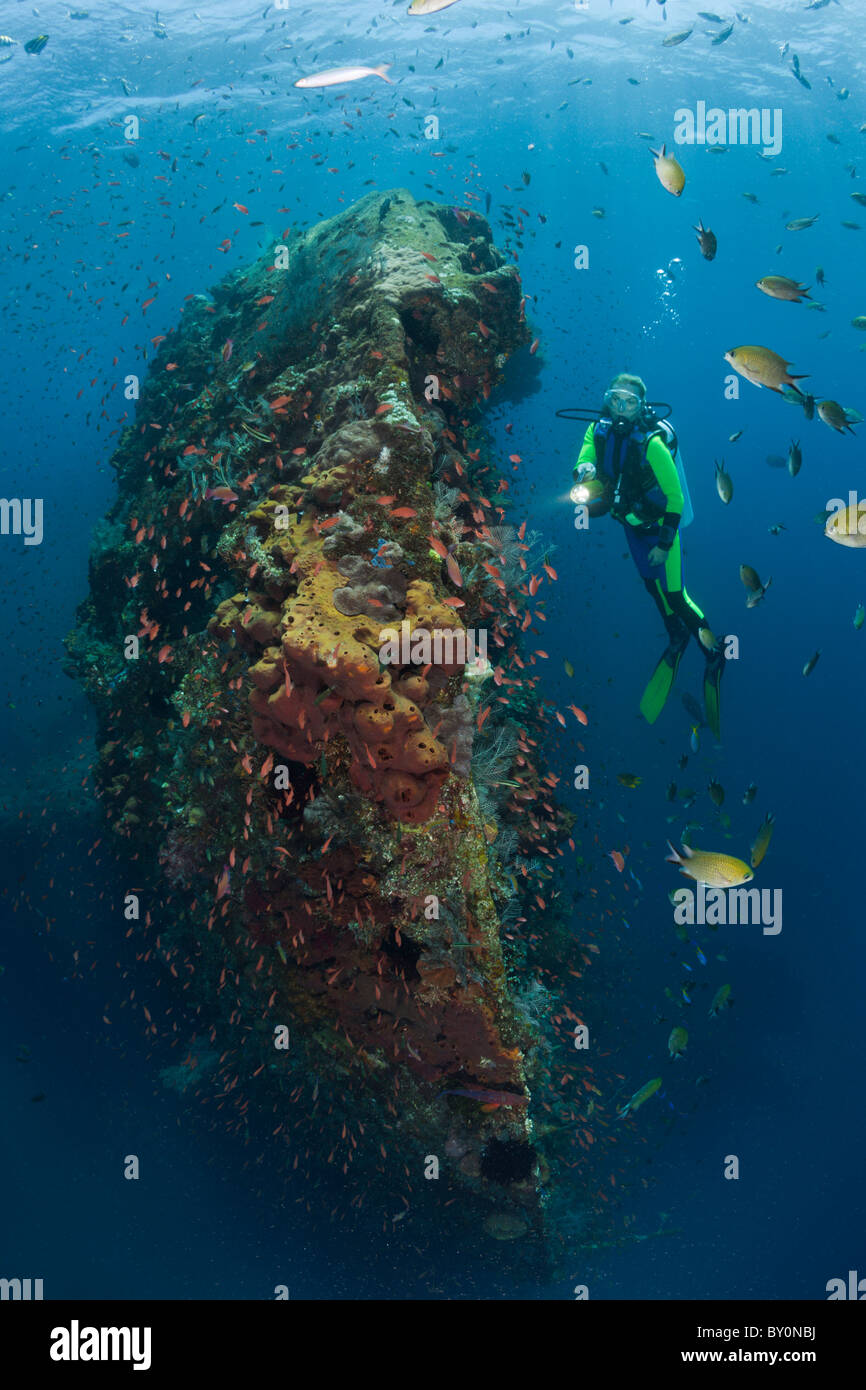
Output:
left=67, top=189, right=573, bottom=1250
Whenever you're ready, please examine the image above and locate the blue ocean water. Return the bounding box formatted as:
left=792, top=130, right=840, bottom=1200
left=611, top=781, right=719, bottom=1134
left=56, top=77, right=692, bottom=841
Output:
left=1, top=0, right=864, bottom=1301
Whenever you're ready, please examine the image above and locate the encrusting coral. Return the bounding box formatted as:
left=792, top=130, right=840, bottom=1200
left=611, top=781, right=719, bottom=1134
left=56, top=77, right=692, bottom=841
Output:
left=66, top=189, right=577, bottom=1251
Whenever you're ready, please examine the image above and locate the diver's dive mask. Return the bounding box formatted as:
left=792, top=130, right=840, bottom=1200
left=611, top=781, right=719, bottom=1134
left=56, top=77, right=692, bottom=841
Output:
left=603, top=387, right=643, bottom=424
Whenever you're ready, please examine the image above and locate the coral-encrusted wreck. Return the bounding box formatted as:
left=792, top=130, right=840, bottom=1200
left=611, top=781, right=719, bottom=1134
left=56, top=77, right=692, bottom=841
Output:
left=67, top=190, right=573, bottom=1248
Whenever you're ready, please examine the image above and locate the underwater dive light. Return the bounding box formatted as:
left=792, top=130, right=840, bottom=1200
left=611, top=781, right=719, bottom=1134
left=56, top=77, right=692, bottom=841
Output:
left=570, top=478, right=612, bottom=516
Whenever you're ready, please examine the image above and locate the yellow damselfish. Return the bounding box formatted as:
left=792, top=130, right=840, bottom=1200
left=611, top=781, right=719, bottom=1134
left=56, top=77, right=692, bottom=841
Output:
left=750, top=812, right=775, bottom=869
left=666, top=841, right=753, bottom=887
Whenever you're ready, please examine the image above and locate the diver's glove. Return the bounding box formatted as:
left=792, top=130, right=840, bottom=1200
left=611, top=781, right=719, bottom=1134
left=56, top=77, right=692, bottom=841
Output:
left=570, top=461, right=596, bottom=504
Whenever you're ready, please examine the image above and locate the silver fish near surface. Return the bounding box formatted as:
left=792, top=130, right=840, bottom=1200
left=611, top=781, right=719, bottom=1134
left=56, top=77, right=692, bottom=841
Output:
left=408, top=0, right=463, bottom=13
left=295, top=64, right=393, bottom=88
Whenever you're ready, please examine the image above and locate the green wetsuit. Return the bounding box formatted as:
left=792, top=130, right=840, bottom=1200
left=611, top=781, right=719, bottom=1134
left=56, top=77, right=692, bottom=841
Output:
left=575, top=418, right=724, bottom=734
left=575, top=421, right=707, bottom=642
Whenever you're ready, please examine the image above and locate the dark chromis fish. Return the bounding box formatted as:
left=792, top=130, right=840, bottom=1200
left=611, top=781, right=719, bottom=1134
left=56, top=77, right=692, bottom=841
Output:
left=715, top=458, right=733, bottom=502
left=818, top=399, right=857, bottom=434
left=781, top=386, right=816, bottom=419
left=740, top=564, right=772, bottom=607
left=802, top=650, right=821, bottom=675
left=693, top=220, right=717, bottom=259
left=709, top=983, right=733, bottom=1017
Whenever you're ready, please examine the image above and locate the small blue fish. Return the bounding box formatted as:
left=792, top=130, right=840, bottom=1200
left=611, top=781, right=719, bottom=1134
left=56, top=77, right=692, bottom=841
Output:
left=689, top=724, right=700, bottom=754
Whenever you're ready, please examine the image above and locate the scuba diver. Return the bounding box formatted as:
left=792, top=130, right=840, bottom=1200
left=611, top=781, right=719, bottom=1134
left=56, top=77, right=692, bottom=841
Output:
left=566, top=373, right=725, bottom=737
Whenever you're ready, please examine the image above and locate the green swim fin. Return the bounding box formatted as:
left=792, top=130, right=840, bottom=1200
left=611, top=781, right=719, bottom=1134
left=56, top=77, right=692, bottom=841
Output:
left=703, top=652, right=724, bottom=740
left=640, top=639, right=687, bottom=725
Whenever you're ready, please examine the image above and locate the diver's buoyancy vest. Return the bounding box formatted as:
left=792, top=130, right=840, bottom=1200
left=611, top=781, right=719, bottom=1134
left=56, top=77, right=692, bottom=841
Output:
left=593, top=417, right=671, bottom=526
